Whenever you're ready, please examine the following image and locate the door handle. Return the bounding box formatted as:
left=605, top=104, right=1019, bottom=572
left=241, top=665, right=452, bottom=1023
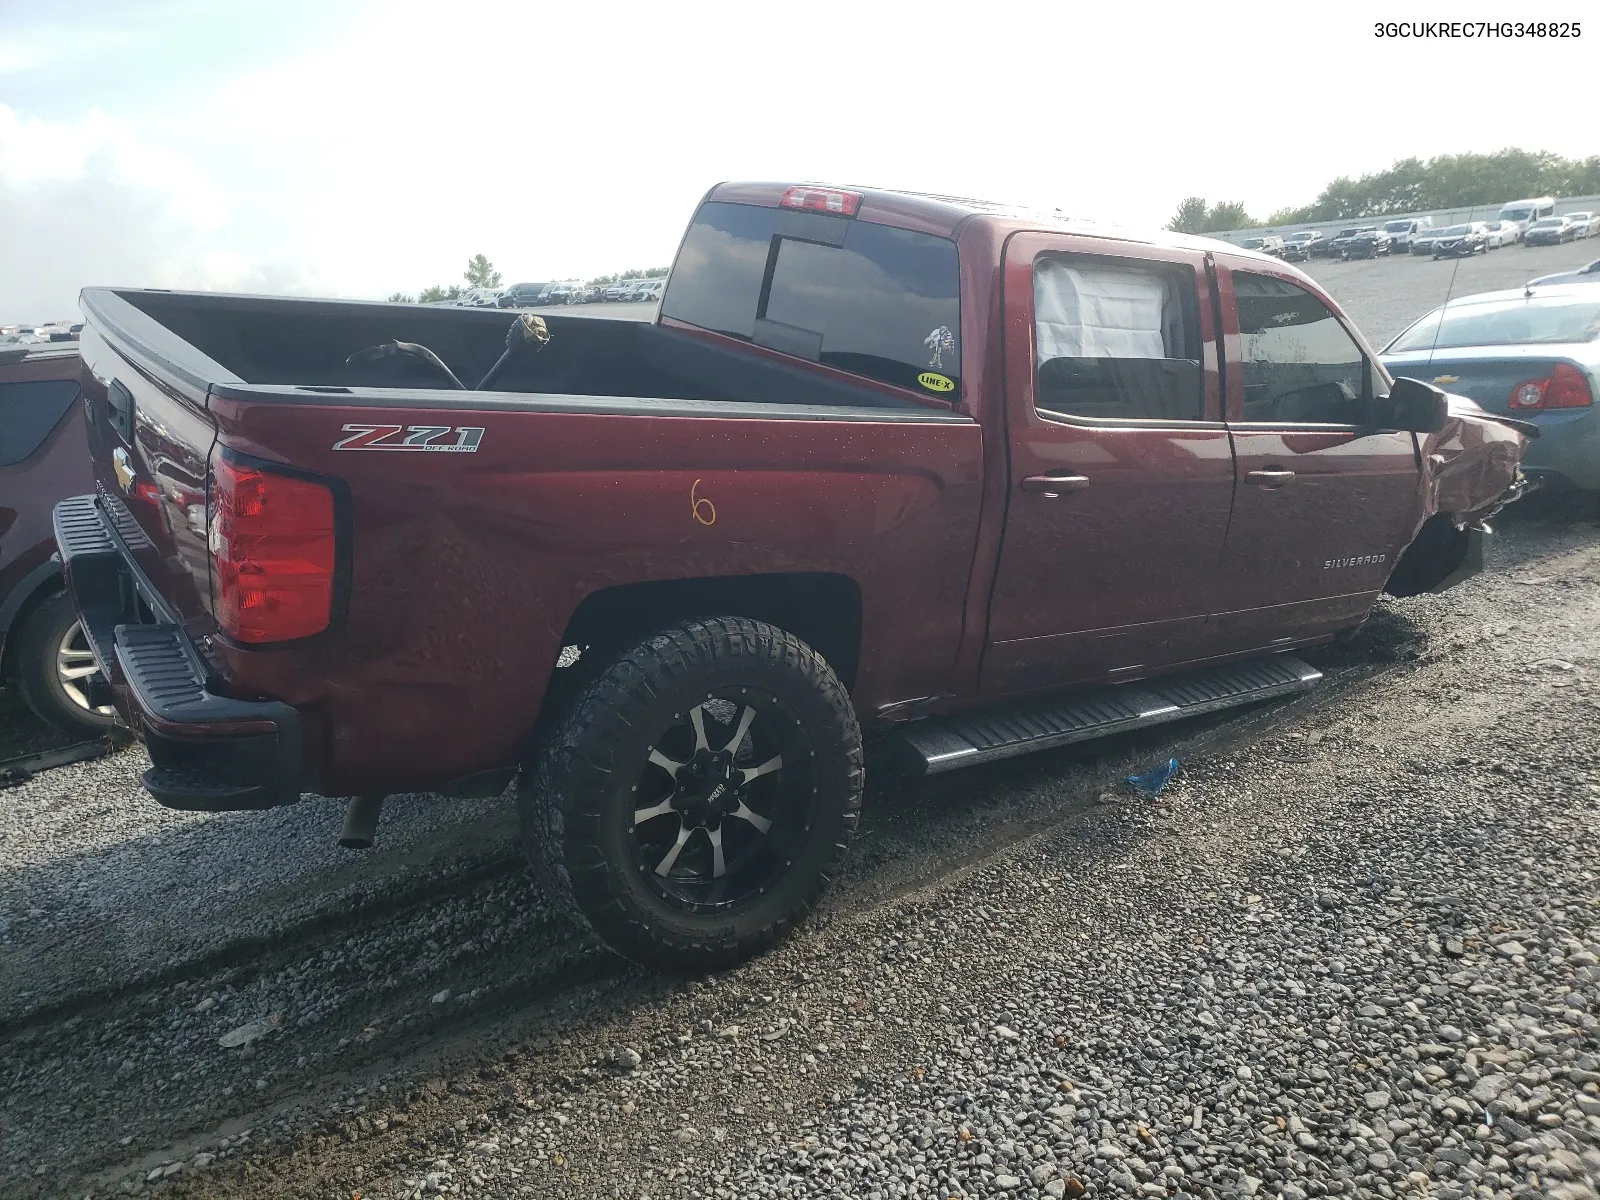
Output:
left=1021, top=473, right=1089, bottom=497
left=1245, top=468, right=1296, bottom=488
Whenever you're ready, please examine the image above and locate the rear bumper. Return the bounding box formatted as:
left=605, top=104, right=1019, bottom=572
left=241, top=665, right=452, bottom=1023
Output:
left=1517, top=409, right=1600, bottom=492
left=53, top=494, right=304, bottom=811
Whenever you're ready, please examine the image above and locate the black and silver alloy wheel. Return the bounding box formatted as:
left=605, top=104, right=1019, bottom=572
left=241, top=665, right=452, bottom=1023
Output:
left=630, top=693, right=813, bottom=912
left=519, top=616, right=863, bottom=971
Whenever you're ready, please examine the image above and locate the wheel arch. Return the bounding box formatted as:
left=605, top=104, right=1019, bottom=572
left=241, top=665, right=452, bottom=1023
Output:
left=1383, top=513, right=1473, bottom=597
left=0, top=559, right=64, bottom=679
left=552, top=571, right=864, bottom=693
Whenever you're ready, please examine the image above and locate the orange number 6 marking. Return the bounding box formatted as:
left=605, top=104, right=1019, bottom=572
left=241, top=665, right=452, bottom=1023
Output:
left=691, top=478, right=717, bottom=526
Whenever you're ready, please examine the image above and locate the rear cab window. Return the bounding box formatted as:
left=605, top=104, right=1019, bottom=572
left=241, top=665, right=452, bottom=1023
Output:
left=661, top=201, right=961, bottom=400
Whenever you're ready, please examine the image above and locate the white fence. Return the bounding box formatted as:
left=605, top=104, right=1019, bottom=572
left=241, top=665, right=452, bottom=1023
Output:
left=1209, top=194, right=1600, bottom=246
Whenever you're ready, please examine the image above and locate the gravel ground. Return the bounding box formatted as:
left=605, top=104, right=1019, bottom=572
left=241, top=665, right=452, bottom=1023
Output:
left=1, top=503, right=1595, bottom=1200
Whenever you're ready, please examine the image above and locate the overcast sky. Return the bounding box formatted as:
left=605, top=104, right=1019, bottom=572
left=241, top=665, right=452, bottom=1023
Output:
left=2, top=0, right=1595, bottom=320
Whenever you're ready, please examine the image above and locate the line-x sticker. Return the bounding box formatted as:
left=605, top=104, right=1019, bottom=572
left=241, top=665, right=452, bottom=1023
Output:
left=333, top=425, right=484, bottom=452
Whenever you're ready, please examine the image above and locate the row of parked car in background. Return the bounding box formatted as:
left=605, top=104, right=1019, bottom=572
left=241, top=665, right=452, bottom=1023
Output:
left=443, top=278, right=668, bottom=309
left=1239, top=197, right=1599, bottom=264
left=0, top=320, right=83, bottom=347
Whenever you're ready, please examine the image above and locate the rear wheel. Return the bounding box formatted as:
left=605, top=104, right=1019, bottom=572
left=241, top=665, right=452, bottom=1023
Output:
left=520, top=616, right=863, bottom=971
left=13, top=591, right=119, bottom=737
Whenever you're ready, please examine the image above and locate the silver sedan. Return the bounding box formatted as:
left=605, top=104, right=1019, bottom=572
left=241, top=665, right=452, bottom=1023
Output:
left=1382, top=284, right=1600, bottom=494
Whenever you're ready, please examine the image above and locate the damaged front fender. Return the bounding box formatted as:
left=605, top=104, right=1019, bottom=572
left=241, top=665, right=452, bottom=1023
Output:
left=1424, top=393, right=1535, bottom=528
left=1383, top=392, right=1534, bottom=597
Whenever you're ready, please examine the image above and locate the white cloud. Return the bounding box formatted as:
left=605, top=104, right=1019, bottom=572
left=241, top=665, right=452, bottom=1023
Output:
left=0, top=104, right=316, bottom=318
left=3, top=0, right=1597, bottom=320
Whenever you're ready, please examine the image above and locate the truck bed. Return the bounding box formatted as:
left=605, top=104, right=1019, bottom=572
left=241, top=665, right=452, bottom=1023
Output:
left=96, top=289, right=927, bottom=413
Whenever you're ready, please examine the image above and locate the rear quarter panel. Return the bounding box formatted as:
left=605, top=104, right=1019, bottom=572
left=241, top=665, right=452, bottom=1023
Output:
left=207, top=391, right=985, bottom=794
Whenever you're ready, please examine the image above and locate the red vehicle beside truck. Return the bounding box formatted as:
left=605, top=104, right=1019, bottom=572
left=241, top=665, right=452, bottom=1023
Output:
left=57, top=182, right=1530, bottom=968
left=1, top=344, right=121, bottom=736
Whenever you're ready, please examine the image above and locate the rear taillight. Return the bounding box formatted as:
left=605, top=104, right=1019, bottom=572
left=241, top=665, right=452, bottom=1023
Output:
left=208, top=455, right=336, bottom=643
left=1508, top=363, right=1594, bottom=411
left=779, top=186, right=861, bottom=217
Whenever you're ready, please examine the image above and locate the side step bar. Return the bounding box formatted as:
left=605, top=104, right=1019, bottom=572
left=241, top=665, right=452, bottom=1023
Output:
left=901, top=655, right=1322, bottom=775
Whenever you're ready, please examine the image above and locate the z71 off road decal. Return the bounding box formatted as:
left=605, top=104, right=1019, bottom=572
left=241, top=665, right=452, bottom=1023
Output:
left=332, top=424, right=484, bottom=453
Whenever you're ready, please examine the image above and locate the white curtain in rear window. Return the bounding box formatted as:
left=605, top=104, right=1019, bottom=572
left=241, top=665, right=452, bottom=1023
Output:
left=1034, top=259, right=1175, bottom=361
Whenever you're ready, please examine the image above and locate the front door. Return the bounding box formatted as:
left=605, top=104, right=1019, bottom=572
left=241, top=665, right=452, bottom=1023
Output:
left=1210, top=262, right=1423, bottom=649
left=981, top=234, right=1237, bottom=696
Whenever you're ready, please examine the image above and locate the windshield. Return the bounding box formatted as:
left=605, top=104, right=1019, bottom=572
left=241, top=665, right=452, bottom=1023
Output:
left=1336, top=228, right=1358, bottom=238
left=1534, top=217, right=1564, bottom=227
left=1241, top=238, right=1264, bottom=248
left=1285, top=232, right=1314, bottom=242
left=1501, top=207, right=1533, bottom=221
left=1439, top=225, right=1470, bottom=237
left=1384, top=221, right=1412, bottom=233
left=1389, top=296, right=1600, bottom=352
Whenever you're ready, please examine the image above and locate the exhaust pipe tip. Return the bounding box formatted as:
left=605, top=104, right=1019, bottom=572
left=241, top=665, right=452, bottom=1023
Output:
left=338, top=794, right=385, bottom=850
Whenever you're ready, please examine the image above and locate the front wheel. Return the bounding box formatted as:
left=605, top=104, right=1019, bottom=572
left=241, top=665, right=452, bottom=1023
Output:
left=520, top=616, right=863, bottom=971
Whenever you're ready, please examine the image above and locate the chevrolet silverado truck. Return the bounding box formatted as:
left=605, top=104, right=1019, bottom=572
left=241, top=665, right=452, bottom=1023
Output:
left=57, top=182, right=1531, bottom=970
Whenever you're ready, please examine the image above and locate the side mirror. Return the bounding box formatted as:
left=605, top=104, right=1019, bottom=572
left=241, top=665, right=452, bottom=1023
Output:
left=1378, top=376, right=1450, bottom=433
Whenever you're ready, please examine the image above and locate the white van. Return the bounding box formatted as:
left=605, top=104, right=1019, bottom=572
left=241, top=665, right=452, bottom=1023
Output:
left=1498, top=197, right=1556, bottom=238
left=1382, top=216, right=1433, bottom=251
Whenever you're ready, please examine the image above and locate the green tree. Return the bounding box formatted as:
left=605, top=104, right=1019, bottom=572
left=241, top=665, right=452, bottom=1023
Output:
left=1203, top=201, right=1254, bottom=231
left=387, top=291, right=414, bottom=304
left=463, top=254, right=501, bottom=289
left=417, top=284, right=463, bottom=304
left=1167, top=198, right=1256, bottom=234
left=1166, top=197, right=1209, bottom=234
left=1257, top=148, right=1600, bottom=228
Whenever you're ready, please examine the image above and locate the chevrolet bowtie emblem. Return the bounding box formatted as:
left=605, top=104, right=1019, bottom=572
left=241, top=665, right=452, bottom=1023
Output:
left=1433, top=375, right=1459, bottom=385
left=112, top=446, right=136, bottom=495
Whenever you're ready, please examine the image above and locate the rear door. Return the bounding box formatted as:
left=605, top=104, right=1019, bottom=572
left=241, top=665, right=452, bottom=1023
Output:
left=1210, top=260, right=1423, bottom=649
left=981, top=233, right=1236, bottom=695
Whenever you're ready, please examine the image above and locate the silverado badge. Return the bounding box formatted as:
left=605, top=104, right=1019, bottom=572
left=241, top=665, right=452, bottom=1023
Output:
left=1433, top=375, right=1459, bottom=385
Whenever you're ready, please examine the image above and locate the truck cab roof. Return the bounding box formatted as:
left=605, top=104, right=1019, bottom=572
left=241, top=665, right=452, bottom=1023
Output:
left=704, top=181, right=1246, bottom=260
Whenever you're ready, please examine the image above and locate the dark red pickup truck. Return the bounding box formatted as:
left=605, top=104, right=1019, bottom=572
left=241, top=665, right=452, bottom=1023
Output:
left=58, top=182, right=1529, bottom=968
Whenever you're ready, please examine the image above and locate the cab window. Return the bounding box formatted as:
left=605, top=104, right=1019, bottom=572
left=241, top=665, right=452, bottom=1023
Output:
left=662, top=201, right=961, bottom=396
left=1233, top=272, right=1371, bottom=424
left=1031, top=254, right=1203, bottom=422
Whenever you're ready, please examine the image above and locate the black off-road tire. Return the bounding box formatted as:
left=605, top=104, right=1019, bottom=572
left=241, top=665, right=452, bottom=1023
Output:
left=13, top=590, right=119, bottom=737
left=519, top=616, right=863, bottom=972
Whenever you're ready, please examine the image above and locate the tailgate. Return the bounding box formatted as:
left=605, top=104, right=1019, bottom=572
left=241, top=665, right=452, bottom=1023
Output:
left=77, top=319, right=219, bottom=630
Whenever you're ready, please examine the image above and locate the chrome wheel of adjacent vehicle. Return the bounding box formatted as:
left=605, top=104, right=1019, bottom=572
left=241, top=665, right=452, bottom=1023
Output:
left=56, top=620, right=115, bottom=717
left=14, top=591, right=121, bottom=735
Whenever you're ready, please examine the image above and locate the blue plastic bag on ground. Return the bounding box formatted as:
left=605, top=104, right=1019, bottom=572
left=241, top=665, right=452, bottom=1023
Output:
left=1127, top=757, right=1181, bottom=796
